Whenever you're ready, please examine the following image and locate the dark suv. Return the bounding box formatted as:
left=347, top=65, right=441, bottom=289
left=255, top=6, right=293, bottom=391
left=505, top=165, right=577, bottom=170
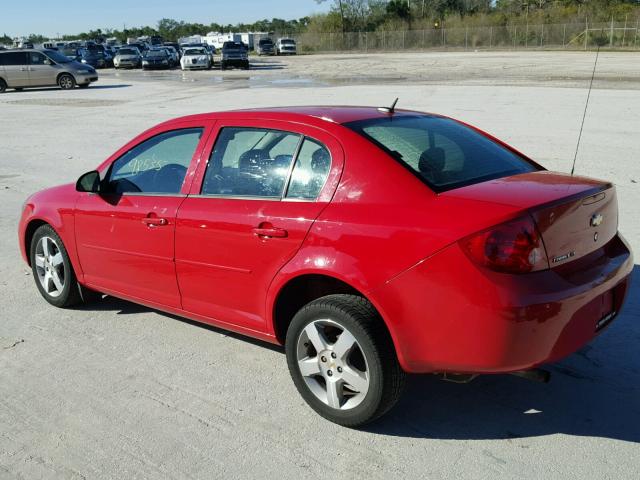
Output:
left=0, top=49, right=98, bottom=92
left=256, top=38, right=275, bottom=56
left=220, top=41, right=249, bottom=70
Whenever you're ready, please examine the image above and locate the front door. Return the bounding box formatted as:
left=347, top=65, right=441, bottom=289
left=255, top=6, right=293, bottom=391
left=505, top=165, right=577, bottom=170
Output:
left=75, top=125, right=208, bottom=308
left=175, top=120, right=343, bottom=330
left=26, top=51, right=59, bottom=87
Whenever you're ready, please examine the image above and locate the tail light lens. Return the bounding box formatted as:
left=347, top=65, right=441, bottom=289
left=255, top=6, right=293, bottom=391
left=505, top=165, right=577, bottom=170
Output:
left=460, top=215, right=549, bottom=274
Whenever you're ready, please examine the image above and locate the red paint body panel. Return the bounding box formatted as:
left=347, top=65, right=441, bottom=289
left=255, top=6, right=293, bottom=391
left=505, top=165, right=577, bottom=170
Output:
left=18, top=107, right=634, bottom=375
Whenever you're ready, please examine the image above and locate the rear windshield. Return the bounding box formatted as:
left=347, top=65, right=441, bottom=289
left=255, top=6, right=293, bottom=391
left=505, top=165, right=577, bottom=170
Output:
left=118, top=48, right=137, bottom=55
left=344, top=115, right=538, bottom=192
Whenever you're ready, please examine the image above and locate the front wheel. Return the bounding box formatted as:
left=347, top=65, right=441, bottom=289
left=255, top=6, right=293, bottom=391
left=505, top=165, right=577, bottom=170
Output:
left=30, top=225, right=81, bottom=307
left=285, top=294, right=405, bottom=427
left=58, top=73, right=76, bottom=90
left=0, top=78, right=6, bottom=93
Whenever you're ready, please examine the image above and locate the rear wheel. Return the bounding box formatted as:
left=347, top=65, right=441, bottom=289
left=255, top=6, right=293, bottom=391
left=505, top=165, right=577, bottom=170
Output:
left=0, top=79, right=6, bottom=93
left=58, top=73, right=75, bottom=90
left=285, top=294, right=405, bottom=427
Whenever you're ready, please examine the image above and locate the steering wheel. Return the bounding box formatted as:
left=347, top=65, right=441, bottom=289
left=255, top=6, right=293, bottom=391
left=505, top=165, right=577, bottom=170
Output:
left=152, top=163, right=187, bottom=193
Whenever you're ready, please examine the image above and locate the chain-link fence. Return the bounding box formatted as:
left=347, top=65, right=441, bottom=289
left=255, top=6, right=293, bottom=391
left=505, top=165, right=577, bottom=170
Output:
left=282, top=21, right=640, bottom=53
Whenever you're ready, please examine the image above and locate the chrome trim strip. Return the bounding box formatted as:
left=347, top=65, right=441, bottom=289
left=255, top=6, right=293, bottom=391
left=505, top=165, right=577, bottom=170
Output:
left=188, top=194, right=281, bottom=201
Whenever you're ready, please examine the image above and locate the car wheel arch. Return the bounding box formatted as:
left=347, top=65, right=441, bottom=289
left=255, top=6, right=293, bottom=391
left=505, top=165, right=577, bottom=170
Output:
left=24, top=219, right=49, bottom=266
left=270, top=273, right=403, bottom=367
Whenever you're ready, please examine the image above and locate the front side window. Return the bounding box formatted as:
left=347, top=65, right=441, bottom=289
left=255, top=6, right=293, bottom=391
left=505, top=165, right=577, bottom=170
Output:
left=345, top=115, right=538, bottom=192
left=29, top=52, right=48, bottom=65
left=106, top=128, right=203, bottom=194
left=202, top=127, right=301, bottom=198
left=286, top=139, right=331, bottom=200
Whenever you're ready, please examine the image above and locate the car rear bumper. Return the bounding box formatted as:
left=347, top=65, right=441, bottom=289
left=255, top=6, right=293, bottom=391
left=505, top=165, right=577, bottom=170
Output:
left=374, top=233, right=634, bottom=374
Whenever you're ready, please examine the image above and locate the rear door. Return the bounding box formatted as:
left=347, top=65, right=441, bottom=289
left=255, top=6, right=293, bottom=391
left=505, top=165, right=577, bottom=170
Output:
left=175, top=119, right=344, bottom=331
left=0, top=52, right=29, bottom=87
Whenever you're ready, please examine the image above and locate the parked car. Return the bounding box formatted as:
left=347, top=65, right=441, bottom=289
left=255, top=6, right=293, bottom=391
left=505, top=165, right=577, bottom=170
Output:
left=180, top=47, right=211, bottom=70
left=18, top=106, right=633, bottom=426
left=163, top=42, right=181, bottom=58
left=220, top=41, right=249, bottom=70
left=113, top=47, right=142, bottom=69
left=276, top=38, right=297, bottom=55
left=256, top=37, right=275, bottom=55
left=141, top=49, right=171, bottom=70
left=78, top=49, right=108, bottom=69
left=161, top=46, right=179, bottom=67
left=0, top=48, right=97, bottom=92
left=86, top=44, right=114, bottom=67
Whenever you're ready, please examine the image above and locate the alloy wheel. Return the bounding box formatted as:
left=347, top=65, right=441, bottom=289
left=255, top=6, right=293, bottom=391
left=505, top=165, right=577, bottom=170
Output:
left=296, top=319, right=370, bottom=410
left=34, top=236, right=65, bottom=298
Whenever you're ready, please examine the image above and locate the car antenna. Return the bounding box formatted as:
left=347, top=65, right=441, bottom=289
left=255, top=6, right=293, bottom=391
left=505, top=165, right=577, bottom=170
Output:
left=378, top=97, right=399, bottom=114
left=571, top=47, right=600, bottom=176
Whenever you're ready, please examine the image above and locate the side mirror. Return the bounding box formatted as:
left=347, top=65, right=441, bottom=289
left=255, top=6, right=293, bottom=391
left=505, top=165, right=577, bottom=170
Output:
left=43, top=59, right=52, bottom=65
left=76, top=170, right=101, bottom=193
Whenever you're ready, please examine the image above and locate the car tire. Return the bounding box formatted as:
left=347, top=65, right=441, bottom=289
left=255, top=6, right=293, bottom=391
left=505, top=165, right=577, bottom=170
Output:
left=285, top=294, right=405, bottom=427
left=0, top=78, right=7, bottom=93
left=58, top=73, right=76, bottom=90
left=30, top=224, right=82, bottom=308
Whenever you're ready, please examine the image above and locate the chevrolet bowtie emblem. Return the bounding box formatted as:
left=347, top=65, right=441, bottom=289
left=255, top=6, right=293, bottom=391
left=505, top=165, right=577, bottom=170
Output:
left=590, top=213, right=603, bottom=227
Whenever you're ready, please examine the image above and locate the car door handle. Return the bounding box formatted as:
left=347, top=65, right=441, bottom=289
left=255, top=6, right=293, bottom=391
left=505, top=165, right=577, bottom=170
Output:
left=252, top=226, right=288, bottom=238
left=142, top=217, right=168, bottom=226
left=20, top=67, right=28, bottom=71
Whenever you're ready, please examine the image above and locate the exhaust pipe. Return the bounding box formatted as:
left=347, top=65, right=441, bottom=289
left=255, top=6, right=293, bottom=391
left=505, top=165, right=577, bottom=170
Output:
left=509, top=368, right=551, bottom=383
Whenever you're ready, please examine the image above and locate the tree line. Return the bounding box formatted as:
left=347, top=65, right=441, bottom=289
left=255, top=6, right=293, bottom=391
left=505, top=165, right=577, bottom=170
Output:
left=2, top=0, right=639, bottom=45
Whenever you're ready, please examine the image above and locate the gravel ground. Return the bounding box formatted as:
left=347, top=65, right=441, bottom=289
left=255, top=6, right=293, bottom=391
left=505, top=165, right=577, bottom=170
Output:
left=1, top=51, right=639, bottom=479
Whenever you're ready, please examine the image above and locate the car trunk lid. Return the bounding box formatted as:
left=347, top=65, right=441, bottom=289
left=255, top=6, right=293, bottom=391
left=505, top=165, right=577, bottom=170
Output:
left=442, top=171, right=618, bottom=265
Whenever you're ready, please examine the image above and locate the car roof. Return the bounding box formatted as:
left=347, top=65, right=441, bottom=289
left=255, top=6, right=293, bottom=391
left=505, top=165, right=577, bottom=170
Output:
left=165, top=106, right=437, bottom=128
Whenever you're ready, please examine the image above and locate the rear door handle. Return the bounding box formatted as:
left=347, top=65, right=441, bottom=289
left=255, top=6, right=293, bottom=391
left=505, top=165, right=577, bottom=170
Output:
left=252, top=226, right=288, bottom=238
left=20, top=67, right=28, bottom=71
left=142, top=217, right=168, bottom=227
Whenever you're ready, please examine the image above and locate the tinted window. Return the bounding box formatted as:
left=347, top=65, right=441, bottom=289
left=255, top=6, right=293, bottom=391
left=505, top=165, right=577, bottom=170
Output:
left=345, top=115, right=538, bottom=192
left=44, top=50, right=72, bottom=63
left=286, top=139, right=331, bottom=200
left=0, top=52, right=28, bottom=66
left=106, top=128, right=203, bottom=194
left=202, top=127, right=301, bottom=198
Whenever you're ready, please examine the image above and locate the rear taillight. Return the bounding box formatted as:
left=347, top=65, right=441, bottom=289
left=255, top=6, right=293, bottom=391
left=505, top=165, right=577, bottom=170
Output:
left=460, top=215, right=549, bottom=274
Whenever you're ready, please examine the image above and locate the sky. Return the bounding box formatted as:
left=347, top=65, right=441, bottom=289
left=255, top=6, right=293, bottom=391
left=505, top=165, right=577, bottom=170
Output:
left=1, top=0, right=332, bottom=38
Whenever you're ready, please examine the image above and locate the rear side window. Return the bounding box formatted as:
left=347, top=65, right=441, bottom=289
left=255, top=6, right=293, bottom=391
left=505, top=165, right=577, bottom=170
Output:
left=0, top=52, right=28, bottom=66
left=345, top=115, right=538, bottom=192
left=286, top=139, right=331, bottom=200
left=202, top=127, right=301, bottom=198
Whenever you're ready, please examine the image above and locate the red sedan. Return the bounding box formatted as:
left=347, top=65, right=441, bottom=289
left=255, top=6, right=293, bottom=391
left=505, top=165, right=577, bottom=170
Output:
left=18, top=107, right=633, bottom=426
